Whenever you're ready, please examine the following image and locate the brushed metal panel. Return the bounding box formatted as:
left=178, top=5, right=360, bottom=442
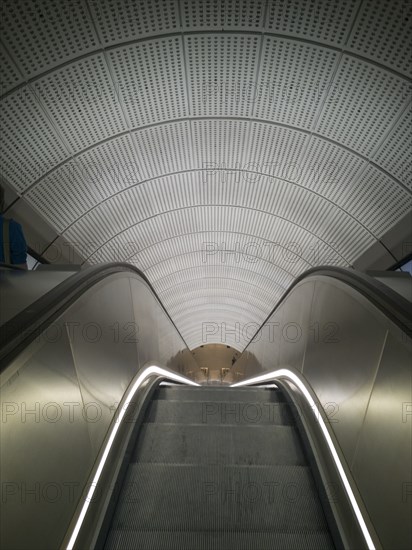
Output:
left=0, top=322, right=93, bottom=550
left=0, top=269, right=75, bottom=326
left=63, top=275, right=138, bottom=455
left=279, top=280, right=316, bottom=373
left=303, top=279, right=388, bottom=466
left=1, top=270, right=203, bottom=550
left=129, top=277, right=160, bottom=368
left=352, top=332, right=412, bottom=550
left=258, top=302, right=285, bottom=372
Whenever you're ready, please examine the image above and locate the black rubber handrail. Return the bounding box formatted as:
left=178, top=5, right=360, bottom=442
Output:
left=0, top=262, right=26, bottom=271
left=1, top=264, right=410, bottom=371
left=0, top=263, right=189, bottom=371
left=242, top=265, right=412, bottom=353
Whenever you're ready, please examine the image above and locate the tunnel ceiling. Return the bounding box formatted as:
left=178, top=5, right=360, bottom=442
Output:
left=1, top=0, right=411, bottom=350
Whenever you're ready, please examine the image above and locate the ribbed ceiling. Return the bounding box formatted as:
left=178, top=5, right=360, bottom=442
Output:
left=1, top=0, right=411, bottom=350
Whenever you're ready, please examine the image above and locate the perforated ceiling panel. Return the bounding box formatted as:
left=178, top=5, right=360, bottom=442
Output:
left=0, top=43, right=23, bottom=95
left=0, top=0, right=98, bottom=77
left=182, top=0, right=266, bottom=32
left=346, top=0, right=412, bottom=77
left=108, top=38, right=189, bottom=126
left=1, top=0, right=411, bottom=350
left=1, top=88, right=70, bottom=192
left=253, top=37, right=340, bottom=128
left=89, top=0, right=180, bottom=45
left=265, top=0, right=359, bottom=47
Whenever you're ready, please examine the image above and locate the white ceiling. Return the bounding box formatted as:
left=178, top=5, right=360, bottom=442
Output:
left=1, top=0, right=411, bottom=350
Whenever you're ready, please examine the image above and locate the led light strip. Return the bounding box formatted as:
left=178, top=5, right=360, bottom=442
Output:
left=232, top=369, right=375, bottom=550
left=66, top=365, right=199, bottom=550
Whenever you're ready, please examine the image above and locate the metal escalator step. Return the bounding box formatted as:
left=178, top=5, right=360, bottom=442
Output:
left=132, top=423, right=306, bottom=466
left=109, top=463, right=331, bottom=533
left=156, top=386, right=285, bottom=403
left=105, top=529, right=335, bottom=550
left=145, top=399, right=294, bottom=426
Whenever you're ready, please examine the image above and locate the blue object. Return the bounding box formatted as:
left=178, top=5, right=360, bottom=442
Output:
left=0, top=214, right=27, bottom=264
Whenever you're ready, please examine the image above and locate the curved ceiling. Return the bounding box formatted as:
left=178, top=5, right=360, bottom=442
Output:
left=1, top=0, right=411, bottom=350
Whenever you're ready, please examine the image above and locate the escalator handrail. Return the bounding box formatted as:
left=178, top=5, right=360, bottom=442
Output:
left=1, top=264, right=410, bottom=371
left=0, top=262, right=26, bottom=271
left=63, top=364, right=199, bottom=550
left=231, top=369, right=378, bottom=550
left=243, top=266, right=412, bottom=352
left=0, top=262, right=188, bottom=370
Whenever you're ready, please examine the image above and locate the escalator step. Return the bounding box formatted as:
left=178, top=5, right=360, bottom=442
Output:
left=155, top=387, right=285, bottom=403
left=105, top=529, right=334, bottom=550
left=145, top=399, right=294, bottom=426
left=109, top=463, right=330, bottom=532
left=131, top=423, right=306, bottom=466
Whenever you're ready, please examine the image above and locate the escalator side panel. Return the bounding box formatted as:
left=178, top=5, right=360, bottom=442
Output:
left=0, top=271, right=202, bottom=550
left=228, top=274, right=412, bottom=550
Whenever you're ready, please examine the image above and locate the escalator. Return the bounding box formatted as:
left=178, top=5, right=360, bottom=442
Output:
left=1, top=264, right=411, bottom=550
left=101, top=384, right=336, bottom=550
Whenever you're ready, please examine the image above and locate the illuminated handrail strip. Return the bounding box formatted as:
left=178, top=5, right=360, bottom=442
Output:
left=67, top=367, right=375, bottom=549
left=232, top=369, right=375, bottom=550
left=66, top=365, right=199, bottom=550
